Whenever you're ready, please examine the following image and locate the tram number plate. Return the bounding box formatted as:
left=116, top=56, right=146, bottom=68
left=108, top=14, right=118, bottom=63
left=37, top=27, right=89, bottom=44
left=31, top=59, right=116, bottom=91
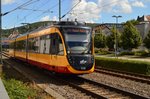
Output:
left=81, top=67, right=86, bottom=70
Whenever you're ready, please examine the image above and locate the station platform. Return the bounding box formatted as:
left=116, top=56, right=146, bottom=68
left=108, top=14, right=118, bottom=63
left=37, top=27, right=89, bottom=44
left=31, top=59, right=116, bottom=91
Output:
left=0, top=78, right=9, bottom=99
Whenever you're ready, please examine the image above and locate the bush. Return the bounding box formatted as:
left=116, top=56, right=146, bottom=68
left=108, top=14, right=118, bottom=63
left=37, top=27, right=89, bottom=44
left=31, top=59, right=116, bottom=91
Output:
left=119, top=51, right=150, bottom=56
left=95, top=48, right=111, bottom=55
left=2, top=78, right=36, bottom=99
left=134, top=51, right=149, bottom=56
left=95, top=48, right=99, bottom=53
left=119, top=51, right=135, bottom=56
left=95, top=57, right=150, bottom=75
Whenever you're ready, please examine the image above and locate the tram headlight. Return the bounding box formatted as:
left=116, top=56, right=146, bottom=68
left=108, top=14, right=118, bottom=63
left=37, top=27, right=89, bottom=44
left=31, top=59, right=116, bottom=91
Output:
left=89, top=51, right=91, bottom=54
left=67, top=50, right=70, bottom=54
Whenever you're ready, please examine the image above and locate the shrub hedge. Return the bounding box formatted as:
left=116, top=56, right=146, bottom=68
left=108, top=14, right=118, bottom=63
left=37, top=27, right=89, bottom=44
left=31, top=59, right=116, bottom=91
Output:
left=95, top=57, right=150, bottom=75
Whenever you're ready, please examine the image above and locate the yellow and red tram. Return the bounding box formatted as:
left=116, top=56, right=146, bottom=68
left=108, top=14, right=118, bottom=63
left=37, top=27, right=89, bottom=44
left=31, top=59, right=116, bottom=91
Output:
left=9, top=21, right=95, bottom=74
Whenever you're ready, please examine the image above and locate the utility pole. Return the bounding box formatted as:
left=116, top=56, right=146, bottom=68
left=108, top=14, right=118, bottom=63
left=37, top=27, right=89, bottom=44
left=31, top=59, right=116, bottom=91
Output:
left=59, top=0, right=61, bottom=21
left=0, top=0, right=2, bottom=64
left=112, top=15, right=122, bottom=58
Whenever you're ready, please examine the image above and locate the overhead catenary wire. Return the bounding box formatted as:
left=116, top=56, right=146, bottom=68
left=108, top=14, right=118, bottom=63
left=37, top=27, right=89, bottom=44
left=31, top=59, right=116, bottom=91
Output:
left=15, top=0, right=57, bottom=24
left=61, top=0, right=81, bottom=19
left=2, top=0, right=40, bottom=16
left=18, top=7, right=47, bottom=12
left=12, top=0, right=49, bottom=27
left=34, top=0, right=65, bottom=20
left=5, top=0, right=121, bottom=29
left=26, top=0, right=65, bottom=23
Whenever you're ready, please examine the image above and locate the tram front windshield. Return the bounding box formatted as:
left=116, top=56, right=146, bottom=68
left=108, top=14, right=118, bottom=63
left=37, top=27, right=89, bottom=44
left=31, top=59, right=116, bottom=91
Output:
left=63, top=27, right=92, bottom=54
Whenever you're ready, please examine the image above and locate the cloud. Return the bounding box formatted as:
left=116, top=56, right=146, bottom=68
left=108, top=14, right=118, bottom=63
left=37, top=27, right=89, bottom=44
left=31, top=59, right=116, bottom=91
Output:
left=40, top=16, right=50, bottom=21
left=52, top=16, right=58, bottom=21
left=119, top=0, right=132, bottom=13
left=2, top=0, right=15, bottom=5
left=98, top=0, right=132, bottom=13
left=68, top=0, right=101, bottom=23
left=132, top=1, right=145, bottom=7
left=65, top=0, right=145, bottom=23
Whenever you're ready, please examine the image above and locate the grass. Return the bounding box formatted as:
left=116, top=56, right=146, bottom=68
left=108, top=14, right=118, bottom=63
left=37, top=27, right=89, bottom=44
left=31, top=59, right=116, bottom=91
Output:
left=1, top=74, right=36, bottom=99
left=0, top=63, right=53, bottom=99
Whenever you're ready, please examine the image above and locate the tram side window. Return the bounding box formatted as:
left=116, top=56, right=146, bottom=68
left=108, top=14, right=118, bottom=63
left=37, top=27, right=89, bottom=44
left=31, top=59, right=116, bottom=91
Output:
left=10, top=42, right=14, bottom=49
left=40, top=35, right=45, bottom=54
left=39, top=35, right=51, bottom=54
left=16, top=40, right=26, bottom=51
left=28, top=37, right=40, bottom=53
left=45, top=35, right=51, bottom=54
left=35, top=37, right=40, bottom=53
left=28, top=38, right=33, bottom=52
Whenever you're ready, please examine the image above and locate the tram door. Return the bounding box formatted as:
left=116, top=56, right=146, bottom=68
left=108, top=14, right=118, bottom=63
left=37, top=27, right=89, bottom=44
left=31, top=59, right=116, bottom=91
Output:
left=50, top=33, right=64, bottom=70
left=50, top=33, right=59, bottom=68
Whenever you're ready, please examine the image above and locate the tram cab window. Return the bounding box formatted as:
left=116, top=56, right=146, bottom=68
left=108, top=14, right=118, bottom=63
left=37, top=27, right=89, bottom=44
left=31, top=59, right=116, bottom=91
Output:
left=50, top=33, right=64, bottom=55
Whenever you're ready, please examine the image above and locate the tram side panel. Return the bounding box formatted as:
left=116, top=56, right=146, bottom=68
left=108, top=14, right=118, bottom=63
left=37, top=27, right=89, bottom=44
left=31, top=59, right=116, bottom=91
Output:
left=9, top=40, right=15, bottom=57
left=14, top=36, right=27, bottom=61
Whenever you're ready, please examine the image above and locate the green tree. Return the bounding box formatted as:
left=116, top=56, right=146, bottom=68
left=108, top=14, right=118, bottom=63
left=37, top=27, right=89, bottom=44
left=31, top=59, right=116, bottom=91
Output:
left=126, top=19, right=139, bottom=25
left=106, top=26, right=121, bottom=50
left=121, top=21, right=142, bottom=50
left=94, top=30, right=106, bottom=48
left=143, top=30, right=150, bottom=49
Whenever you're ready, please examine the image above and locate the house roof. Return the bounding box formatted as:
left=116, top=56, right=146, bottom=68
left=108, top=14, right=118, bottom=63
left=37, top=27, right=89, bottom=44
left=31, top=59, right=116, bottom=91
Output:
left=137, top=15, right=150, bottom=22
left=146, top=15, right=150, bottom=21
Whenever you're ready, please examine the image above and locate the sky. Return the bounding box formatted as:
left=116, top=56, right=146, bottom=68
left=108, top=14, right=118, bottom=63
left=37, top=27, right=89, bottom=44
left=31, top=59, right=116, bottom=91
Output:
left=2, top=0, right=150, bottom=29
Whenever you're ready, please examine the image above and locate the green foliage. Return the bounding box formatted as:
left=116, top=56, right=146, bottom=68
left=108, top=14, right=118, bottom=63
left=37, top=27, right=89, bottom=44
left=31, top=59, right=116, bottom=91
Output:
left=2, top=21, right=54, bottom=37
left=95, top=57, right=150, bottom=75
left=106, top=26, right=121, bottom=49
left=121, top=21, right=142, bottom=50
left=134, top=51, right=150, bottom=56
left=106, top=27, right=115, bottom=49
left=94, top=30, right=106, bottom=48
left=3, top=21, right=99, bottom=37
left=95, top=48, right=111, bottom=55
left=2, top=78, right=36, bottom=99
left=144, top=30, right=150, bottom=49
left=119, top=51, right=135, bottom=55
left=126, top=19, right=139, bottom=25
left=119, top=51, right=149, bottom=56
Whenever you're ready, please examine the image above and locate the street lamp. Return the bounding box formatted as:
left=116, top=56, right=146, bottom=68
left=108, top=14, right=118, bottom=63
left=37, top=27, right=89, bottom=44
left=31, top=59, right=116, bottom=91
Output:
left=112, top=15, right=122, bottom=57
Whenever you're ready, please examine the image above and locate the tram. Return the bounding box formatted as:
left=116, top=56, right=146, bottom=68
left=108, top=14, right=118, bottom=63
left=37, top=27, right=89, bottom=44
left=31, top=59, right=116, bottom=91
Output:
left=9, top=21, right=95, bottom=74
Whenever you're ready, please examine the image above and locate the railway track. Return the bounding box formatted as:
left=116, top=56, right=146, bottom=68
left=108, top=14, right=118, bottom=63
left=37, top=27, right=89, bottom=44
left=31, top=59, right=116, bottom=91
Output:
left=2, top=51, right=10, bottom=58
left=57, top=75, right=148, bottom=99
left=2, top=52, right=149, bottom=99
left=95, top=67, right=150, bottom=84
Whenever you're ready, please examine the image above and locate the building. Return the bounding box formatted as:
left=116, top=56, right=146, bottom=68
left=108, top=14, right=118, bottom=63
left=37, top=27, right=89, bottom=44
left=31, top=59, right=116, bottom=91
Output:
left=136, top=15, right=150, bottom=40
left=94, top=15, right=150, bottom=40
left=93, top=23, right=124, bottom=36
